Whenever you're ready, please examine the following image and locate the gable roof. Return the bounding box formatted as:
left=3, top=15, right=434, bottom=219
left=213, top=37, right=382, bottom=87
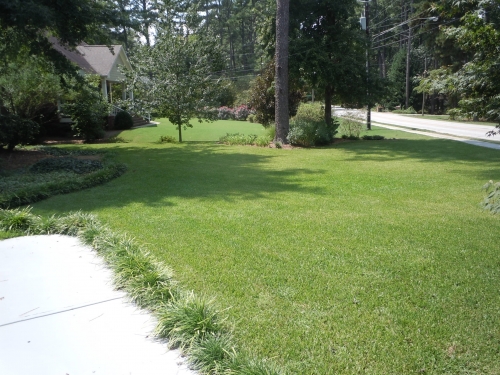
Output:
left=50, top=37, right=132, bottom=80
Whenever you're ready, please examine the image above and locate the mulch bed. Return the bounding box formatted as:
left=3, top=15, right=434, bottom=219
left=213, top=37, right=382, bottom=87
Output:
left=0, top=131, right=118, bottom=171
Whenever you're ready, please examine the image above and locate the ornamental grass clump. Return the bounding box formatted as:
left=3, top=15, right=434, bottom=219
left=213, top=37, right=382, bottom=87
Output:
left=154, top=293, right=225, bottom=350
left=187, top=333, right=236, bottom=374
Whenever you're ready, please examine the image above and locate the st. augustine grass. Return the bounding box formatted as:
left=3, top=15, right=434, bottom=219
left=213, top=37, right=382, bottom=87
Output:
left=24, top=120, right=500, bottom=374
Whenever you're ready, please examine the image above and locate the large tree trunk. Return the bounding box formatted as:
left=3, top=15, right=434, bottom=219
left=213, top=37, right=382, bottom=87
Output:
left=275, top=0, right=289, bottom=143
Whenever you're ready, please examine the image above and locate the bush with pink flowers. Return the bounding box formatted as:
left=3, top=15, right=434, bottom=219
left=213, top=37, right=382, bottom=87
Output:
left=233, top=105, right=250, bottom=121
left=217, top=106, right=234, bottom=120
left=217, top=105, right=252, bottom=121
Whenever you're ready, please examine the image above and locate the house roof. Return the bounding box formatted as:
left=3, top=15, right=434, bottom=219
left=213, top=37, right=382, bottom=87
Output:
left=50, top=37, right=132, bottom=80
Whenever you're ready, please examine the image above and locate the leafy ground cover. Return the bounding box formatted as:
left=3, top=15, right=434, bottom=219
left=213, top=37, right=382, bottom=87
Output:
left=0, top=147, right=126, bottom=208
left=10, top=120, right=500, bottom=374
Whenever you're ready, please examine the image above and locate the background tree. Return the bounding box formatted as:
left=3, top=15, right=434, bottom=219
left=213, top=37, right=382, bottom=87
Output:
left=249, top=60, right=302, bottom=127
left=287, top=0, right=368, bottom=125
left=127, top=30, right=227, bottom=142
left=0, top=54, right=62, bottom=150
left=0, top=0, right=119, bottom=77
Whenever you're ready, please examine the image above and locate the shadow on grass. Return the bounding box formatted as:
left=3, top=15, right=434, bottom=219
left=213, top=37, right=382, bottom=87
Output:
left=332, top=138, right=500, bottom=178
left=39, top=142, right=326, bottom=211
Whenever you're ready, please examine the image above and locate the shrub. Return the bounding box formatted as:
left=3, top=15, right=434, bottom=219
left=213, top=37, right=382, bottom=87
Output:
left=30, top=157, right=104, bottom=174
left=482, top=180, right=500, bottom=214
left=255, top=135, right=271, bottom=147
left=234, top=105, right=251, bottom=121
left=249, top=59, right=303, bottom=127
left=218, top=106, right=235, bottom=120
left=266, top=124, right=276, bottom=141
left=158, top=135, right=177, bottom=143
left=219, top=133, right=257, bottom=145
left=447, top=108, right=463, bottom=121
left=64, top=77, right=109, bottom=142
left=287, top=103, right=337, bottom=146
left=0, top=113, right=40, bottom=151
left=114, top=110, right=134, bottom=130
left=338, top=111, right=364, bottom=139
left=247, top=114, right=255, bottom=123
left=392, top=106, right=417, bottom=114
left=362, top=135, right=385, bottom=140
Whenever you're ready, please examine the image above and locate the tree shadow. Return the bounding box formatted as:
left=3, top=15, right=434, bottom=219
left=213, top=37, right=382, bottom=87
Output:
left=43, top=142, right=327, bottom=211
left=331, top=138, right=500, bottom=179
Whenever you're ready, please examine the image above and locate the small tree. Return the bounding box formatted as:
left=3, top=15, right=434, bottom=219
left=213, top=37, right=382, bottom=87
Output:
left=249, top=60, right=303, bottom=127
left=64, top=76, right=109, bottom=142
left=126, top=31, right=227, bottom=142
left=0, top=55, right=61, bottom=150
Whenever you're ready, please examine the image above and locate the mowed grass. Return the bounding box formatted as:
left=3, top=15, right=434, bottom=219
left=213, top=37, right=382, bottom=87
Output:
left=30, top=120, right=500, bottom=374
left=124, top=118, right=266, bottom=143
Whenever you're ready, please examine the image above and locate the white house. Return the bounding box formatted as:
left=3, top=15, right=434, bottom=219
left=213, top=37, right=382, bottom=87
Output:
left=50, top=37, right=133, bottom=103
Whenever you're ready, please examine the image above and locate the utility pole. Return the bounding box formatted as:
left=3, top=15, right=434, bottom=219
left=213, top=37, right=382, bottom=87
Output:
left=365, top=0, right=371, bottom=130
left=405, top=0, right=413, bottom=109
left=421, top=57, right=427, bottom=116
left=275, top=0, right=290, bottom=143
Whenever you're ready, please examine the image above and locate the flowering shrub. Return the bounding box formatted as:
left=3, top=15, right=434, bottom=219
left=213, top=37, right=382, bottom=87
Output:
left=217, top=105, right=253, bottom=121
left=233, top=105, right=250, bottom=121
left=218, top=106, right=234, bottom=120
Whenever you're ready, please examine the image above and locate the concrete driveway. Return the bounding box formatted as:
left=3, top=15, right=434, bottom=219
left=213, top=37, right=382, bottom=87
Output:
left=0, top=235, right=195, bottom=375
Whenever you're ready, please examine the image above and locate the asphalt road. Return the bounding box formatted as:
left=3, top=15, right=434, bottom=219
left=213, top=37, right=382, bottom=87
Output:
left=369, top=111, right=498, bottom=142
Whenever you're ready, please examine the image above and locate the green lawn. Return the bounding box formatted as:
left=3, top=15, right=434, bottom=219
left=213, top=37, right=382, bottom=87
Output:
left=28, top=120, right=500, bottom=374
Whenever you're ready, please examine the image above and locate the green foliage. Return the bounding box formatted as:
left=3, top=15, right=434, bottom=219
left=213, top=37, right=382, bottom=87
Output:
left=218, top=132, right=272, bottom=147
left=287, top=103, right=338, bottom=146
left=0, top=0, right=118, bottom=78
left=0, top=54, right=62, bottom=150
left=0, top=114, right=40, bottom=151
left=249, top=60, right=303, bottom=127
left=187, top=334, right=236, bottom=374
left=219, top=133, right=257, bottom=146
left=31, top=146, right=98, bottom=156
left=338, top=111, right=364, bottom=139
left=64, top=77, right=109, bottom=142
left=286, top=0, right=370, bottom=114
left=113, top=111, right=134, bottom=130
left=392, top=106, right=417, bottom=114
left=421, top=4, right=500, bottom=131
left=255, top=135, right=271, bottom=147
left=29, top=157, right=103, bottom=174
left=158, top=135, right=178, bottom=144
left=126, top=31, right=227, bottom=142
left=0, top=150, right=126, bottom=208
left=482, top=180, right=500, bottom=214
left=386, top=48, right=422, bottom=110
left=154, top=294, right=225, bottom=349
left=362, top=135, right=385, bottom=140
left=0, top=206, right=35, bottom=232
